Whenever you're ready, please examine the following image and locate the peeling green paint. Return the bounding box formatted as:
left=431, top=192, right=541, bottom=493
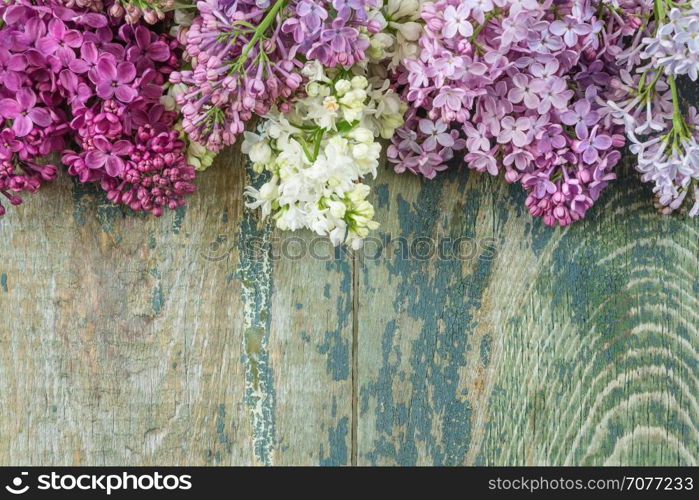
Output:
left=0, top=273, right=7, bottom=292
left=173, top=205, right=186, bottom=234
left=235, top=165, right=277, bottom=466
left=319, top=416, right=349, bottom=465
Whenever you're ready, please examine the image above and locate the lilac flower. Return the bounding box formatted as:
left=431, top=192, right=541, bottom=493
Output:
left=419, top=119, right=454, bottom=151
left=443, top=3, right=472, bottom=38
left=124, top=25, right=171, bottom=69
left=85, top=137, right=132, bottom=177
left=0, top=89, right=52, bottom=137
left=463, top=122, right=490, bottom=152
left=537, top=77, right=573, bottom=113
left=68, top=42, right=99, bottom=74
left=433, top=86, right=467, bottom=112
left=93, top=56, right=137, bottom=103
left=0, top=49, right=26, bottom=91
left=465, top=150, right=498, bottom=175
left=36, top=19, right=83, bottom=65
left=0, top=129, right=22, bottom=159
left=319, top=25, right=359, bottom=56
left=297, top=0, right=328, bottom=32
left=507, top=74, right=544, bottom=110
left=536, top=124, right=567, bottom=153
left=498, top=116, right=531, bottom=148
left=560, top=99, right=600, bottom=139
left=549, top=16, right=592, bottom=47
left=575, top=126, right=613, bottom=164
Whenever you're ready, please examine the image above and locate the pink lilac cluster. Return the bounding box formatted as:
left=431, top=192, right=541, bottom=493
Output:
left=388, top=0, right=630, bottom=226
left=0, top=0, right=195, bottom=218
left=172, top=0, right=381, bottom=152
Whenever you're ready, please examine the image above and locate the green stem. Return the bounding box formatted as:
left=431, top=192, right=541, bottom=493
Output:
left=237, top=0, right=286, bottom=65
left=469, top=9, right=500, bottom=43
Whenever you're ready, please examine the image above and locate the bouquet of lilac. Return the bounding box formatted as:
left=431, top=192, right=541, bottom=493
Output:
left=1, top=0, right=696, bottom=237
left=388, top=0, right=630, bottom=226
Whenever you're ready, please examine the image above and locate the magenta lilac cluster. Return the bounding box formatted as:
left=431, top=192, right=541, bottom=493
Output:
left=0, top=0, right=195, bottom=218
left=0, top=2, right=70, bottom=216
left=388, top=0, right=629, bottom=226
left=172, top=0, right=381, bottom=152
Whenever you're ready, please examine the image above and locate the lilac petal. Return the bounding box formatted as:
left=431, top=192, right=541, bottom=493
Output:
left=85, top=150, right=107, bottom=169
left=105, top=156, right=124, bottom=177
left=64, top=30, right=83, bottom=48
left=12, top=115, right=33, bottom=137
left=93, top=136, right=111, bottom=152
left=96, top=56, right=117, bottom=81
left=96, top=81, right=115, bottom=99
left=583, top=110, right=600, bottom=126
left=24, top=49, right=45, bottom=66
left=140, top=83, right=163, bottom=100
left=112, top=140, right=132, bottom=155
left=582, top=147, right=598, bottom=164
left=49, top=19, right=66, bottom=39
left=115, top=85, right=137, bottom=103
left=437, top=133, right=454, bottom=148
left=7, top=54, right=27, bottom=71
left=135, top=26, right=151, bottom=50
left=575, top=121, right=588, bottom=140
left=147, top=42, right=170, bottom=62
left=593, top=135, right=612, bottom=150
left=3, top=5, right=28, bottom=25
left=4, top=73, right=22, bottom=92
left=28, top=107, right=51, bottom=127
left=0, top=98, right=20, bottom=118
left=82, top=13, right=108, bottom=28
left=116, top=62, right=136, bottom=83
left=36, top=37, right=59, bottom=54
left=68, top=59, right=90, bottom=73
left=560, top=111, right=576, bottom=126
left=82, top=42, right=98, bottom=63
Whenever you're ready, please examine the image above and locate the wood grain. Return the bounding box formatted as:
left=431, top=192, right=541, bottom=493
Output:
left=0, top=146, right=696, bottom=465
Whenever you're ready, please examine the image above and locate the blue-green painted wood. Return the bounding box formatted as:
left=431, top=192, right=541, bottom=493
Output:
left=357, top=161, right=698, bottom=465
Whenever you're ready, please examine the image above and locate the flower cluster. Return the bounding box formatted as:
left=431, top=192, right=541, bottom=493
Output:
left=172, top=0, right=385, bottom=153
left=242, top=62, right=405, bottom=248
left=0, top=0, right=196, bottom=218
left=0, top=1, right=70, bottom=216
left=608, top=0, right=699, bottom=216
left=388, top=0, right=629, bottom=226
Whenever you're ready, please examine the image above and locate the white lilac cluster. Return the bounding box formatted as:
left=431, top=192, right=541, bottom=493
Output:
left=607, top=0, right=699, bottom=216
left=242, top=62, right=406, bottom=248
left=368, top=0, right=424, bottom=72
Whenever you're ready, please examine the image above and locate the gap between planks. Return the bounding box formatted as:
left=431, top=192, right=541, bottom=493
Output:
left=351, top=251, right=359, bottom=466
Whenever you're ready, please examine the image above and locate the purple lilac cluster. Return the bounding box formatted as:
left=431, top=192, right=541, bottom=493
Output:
left=389, top=0, right=630, bottom=226
left=172, top=0, right=381, bottom=152
left=0, top=0, right=195, bottom=218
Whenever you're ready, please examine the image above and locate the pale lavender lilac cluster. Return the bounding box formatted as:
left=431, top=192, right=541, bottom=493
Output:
left=0, top=0, right=195, bottom=218
left=388, top=0, right=630, bottom=226
left=608, top=0, right=699, bottom=216
left=172, top=0, right=382, bottom=152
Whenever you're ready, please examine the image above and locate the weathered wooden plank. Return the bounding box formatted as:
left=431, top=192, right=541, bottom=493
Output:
left=357, top=162, right=699, bottom=465
left=0, top=150, right=352, bottom=465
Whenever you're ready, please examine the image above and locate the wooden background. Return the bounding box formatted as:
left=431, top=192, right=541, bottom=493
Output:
left=0, top=145, right=697, bottom=466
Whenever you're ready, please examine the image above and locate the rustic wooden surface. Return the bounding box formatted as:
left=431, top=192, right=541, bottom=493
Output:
left=0, top=148, right=697, bottom=465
